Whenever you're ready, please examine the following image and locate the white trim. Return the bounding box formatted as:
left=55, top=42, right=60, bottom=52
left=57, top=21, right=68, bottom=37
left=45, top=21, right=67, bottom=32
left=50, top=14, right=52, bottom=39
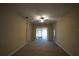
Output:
left=8, top=42, right=28, bottom=56
left=56, top=42, right=72, bottom=56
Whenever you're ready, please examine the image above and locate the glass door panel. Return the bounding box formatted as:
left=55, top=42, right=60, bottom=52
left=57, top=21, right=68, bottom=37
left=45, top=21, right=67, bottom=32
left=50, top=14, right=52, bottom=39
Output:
left=36, top=27, right=48, bottom=40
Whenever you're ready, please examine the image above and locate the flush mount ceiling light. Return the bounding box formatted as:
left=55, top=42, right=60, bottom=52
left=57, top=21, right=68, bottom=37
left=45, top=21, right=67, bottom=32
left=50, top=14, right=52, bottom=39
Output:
left=36, top=16, right=48, bottom=23
left=42, top=15, right=48, bottom=20
left=40, top=19, right=44, bottom=23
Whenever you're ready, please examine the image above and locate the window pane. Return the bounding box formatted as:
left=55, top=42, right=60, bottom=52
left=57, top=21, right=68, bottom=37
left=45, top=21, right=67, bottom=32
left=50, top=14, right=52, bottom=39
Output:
left=36, top=27, right=47, bottom=40
left=36, top=28, right=42, bottom=39
left=42, top=28, right=47, bottom=39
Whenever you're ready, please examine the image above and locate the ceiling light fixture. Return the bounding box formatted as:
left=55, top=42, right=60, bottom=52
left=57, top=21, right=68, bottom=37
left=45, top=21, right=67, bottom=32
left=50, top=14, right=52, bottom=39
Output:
left=42, top=15, right=48, bottom=20
left=36, top=15, right=48, bottom=23
left=39, top=16, right=48, bottom=23
left=40, top=19, right=44, bottom=23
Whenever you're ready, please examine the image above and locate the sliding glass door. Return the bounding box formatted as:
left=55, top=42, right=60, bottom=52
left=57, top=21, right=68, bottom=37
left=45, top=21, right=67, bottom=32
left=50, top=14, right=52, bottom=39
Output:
left=36, top=27, right=48, bottom=40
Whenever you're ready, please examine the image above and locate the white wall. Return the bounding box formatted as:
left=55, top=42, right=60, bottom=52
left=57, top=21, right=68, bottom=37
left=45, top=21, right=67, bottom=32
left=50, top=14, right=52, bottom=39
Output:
left=0, top=4, right=27, bottom=55
left=55, top=8, right=79, bottom=55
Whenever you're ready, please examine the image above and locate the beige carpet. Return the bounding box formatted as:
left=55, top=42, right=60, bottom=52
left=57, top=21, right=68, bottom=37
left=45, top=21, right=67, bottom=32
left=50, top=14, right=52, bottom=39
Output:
left=13, top=40, right=69, bottom=56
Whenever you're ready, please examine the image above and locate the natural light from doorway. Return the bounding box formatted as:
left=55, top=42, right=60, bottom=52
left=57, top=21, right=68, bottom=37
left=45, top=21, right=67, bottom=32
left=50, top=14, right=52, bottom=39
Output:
left=36, top=27, right=48, bottom=40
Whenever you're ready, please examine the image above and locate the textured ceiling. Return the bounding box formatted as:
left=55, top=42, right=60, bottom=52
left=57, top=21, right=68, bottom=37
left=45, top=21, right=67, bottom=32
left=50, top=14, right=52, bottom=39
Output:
left=6, top=3, right=78, bottom=24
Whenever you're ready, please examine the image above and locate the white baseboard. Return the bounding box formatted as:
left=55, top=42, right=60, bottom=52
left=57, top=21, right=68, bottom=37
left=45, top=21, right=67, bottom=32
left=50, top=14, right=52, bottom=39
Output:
left=8, top=42, right=28, bottom=56
left=56, top=42, right=72, bottom=56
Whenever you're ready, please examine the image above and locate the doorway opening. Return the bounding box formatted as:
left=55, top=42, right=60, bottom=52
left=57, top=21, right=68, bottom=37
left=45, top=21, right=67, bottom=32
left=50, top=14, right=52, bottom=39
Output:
left=36, top=27, right=48, bottom=40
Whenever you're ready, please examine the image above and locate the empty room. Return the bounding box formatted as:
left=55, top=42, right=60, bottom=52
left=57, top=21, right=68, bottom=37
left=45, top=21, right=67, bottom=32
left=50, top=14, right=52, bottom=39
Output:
left=0, top=3, right=79, bottom=56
